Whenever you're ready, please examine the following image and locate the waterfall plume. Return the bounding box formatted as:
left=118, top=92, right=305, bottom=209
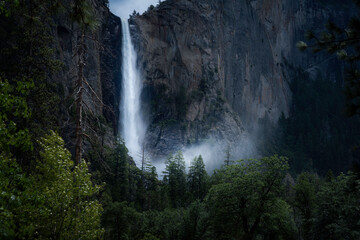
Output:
left=120, top=19, right=145, bottom=164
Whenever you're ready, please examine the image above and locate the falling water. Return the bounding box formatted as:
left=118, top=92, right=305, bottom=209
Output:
left=120, top=19, right=145, bottom=164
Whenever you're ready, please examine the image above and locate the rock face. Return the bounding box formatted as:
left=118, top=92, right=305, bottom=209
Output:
left=53, top=0, right=122, bottom=152
left=129, top=0, right=355, bottom=159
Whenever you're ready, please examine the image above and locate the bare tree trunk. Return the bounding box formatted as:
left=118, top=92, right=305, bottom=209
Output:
left=225, top=144, right=231, bottom=166
left=141, top=143, right=145, bottom=172
left=75, top=30, right=85, bottom=165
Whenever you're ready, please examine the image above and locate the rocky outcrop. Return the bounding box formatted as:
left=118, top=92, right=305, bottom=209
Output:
left=53, top=0, right=122, bottom=152
left=130, top=0, right=355, bottom=159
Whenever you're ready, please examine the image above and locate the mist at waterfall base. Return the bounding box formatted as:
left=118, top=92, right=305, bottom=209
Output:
left=120, top=19, right=146, bottom=165
left=152, top=136, right=258, bottom=177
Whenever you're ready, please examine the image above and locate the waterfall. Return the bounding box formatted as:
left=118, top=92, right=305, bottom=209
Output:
left=120, top=19, right=145, bottom=163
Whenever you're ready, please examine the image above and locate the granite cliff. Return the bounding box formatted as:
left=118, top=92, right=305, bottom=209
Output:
left=127, top=0, right=354, bottom=159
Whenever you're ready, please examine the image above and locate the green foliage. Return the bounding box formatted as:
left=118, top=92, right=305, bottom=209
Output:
left=179, top=200, right=210, bottom=240
left=188, top=155, right=209, bottom=200
left=137, top=203, right=209, bottom=240
left=0, top=0, right=19, bottom=17
left=142, top=233, right=160, bottom=240
left=33, top=131, right=103, bottom=239
left=163, top=151, right=187, bottom=207
left=71, top=0, right=99, bottom=32
left=286, top=169, right=360, bottom=240
left=0, top=76, right=33, bottom=153
left=104, top=141, right=130, bottom=202
left=142, top=164, right=163, bottom=210
left=0, top=1, right=106, bottom=238
left=0, top=131, right=103, bottom=239
left=206, top=155, right=294, bottom=240
left=100, top=141, right=168, bottom=238
left=314, top=171, right=360, bottom=239
left=79, top=141, right=360, bottom=240
left=0, top=154, right=30, bottom=239
left=103, top=205, right=205, bottom=240
left=0, top=0, right=63, bottom=162
left=142, top=208, right=185, bottom=239
left=102, top=201, right=142, bottom=240
left=292, top=172, right=319, bottom=240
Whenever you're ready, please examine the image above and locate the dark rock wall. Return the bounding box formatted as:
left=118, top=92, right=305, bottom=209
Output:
left=131, top=0, right=247, bottom=157
left=129, top=0, right=355, bottom=158
left=53, top=0, right=122, bottom=151
left=101, top=11, right=123, bottom=134
left=253, top=0, right=353, bottom=83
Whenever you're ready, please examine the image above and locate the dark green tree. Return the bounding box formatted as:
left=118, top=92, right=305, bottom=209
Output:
left=206, top=155, right=295, bottom=240
left=187, top=155, right=209, bottom=200
left=102, top=201, right=142, bottom=240
left=0, top=76, right=33, bottom=154
left=0, top=131, right=103, bottom=239
left=105, top=141, right=130, bottom=202
left=163, top=151, right=187, bottom=207
left=179, top=200, right=210, bottom=240
left=143, top=164, right=162, bottom=210
left=292, top=172, right=320, bottom=240
left=313, top=171, right=360, bottom=239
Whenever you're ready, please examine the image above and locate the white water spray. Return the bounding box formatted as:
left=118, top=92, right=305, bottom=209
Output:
left=120, top=19, right=145, bottom=164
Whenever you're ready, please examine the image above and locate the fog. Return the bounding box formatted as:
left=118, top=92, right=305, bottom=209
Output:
left=153, top=135, right=258, bottom=178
